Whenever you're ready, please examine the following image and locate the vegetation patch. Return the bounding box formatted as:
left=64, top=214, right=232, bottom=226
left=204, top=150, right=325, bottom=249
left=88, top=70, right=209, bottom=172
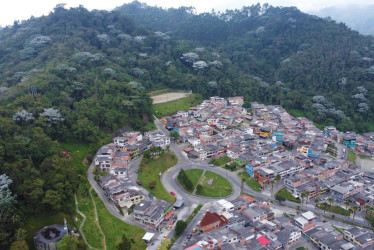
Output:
left=92, top=190, right=147, bottom=250
left=224, top=163, right=239, bottom=172
left=348, top=150, right=357, bottom=163
left=318, top=203, right=350, bottom=216
left=177, top=169, right=204, bottom=192
left=209, top=156, right=231, bottom=166
left=153, top=94, right=202, bottom=117
left=238, top=172, right=262, bottom=192
left=275, top=188, right=301, bottom=203
left=139, top=152, right=178, bottom=203
left=196, top=171, right=232, bottom=197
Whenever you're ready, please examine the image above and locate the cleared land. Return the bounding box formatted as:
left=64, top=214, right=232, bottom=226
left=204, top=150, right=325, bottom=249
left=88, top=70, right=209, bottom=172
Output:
left=153, top=94, right=203, bottom=117
left=139, top=152, right=178, bottom=203
left=152, top=92, right=191, bottom=104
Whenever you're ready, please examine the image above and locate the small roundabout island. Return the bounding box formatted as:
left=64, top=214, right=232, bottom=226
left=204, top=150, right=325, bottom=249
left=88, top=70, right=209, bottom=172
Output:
left=177, top=168, right=233, bottom=197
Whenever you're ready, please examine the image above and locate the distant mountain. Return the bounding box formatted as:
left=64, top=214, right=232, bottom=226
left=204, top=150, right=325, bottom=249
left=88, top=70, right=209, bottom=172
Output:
left=312, top=5, right=374, bottom=36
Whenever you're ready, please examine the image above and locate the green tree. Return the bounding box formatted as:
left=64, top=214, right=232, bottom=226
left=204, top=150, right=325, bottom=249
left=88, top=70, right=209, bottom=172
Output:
left=56, top=235, right=80, bottom=250
left=275, top=174, right=281, bottom=186
left=196, top=184, right=203, bottom=194
left=352, top=206, right=358, bottom=221
left=10, top=240, right=29, bottom=250
left=328, top=197, right=334, bottom=208
left=314, top=199, right=319, bottom=209
left=270, top=179, right=275, bottom=195
left=344, top=200, right=350, bottom=211
left=275, top=194, right=286, bottom=204
left=117, top=234, right=132, bottom=250
left=175, top=220, right=187, bottom=235
left=170, top=131, right=180, bottom=141
left=149, top=180, right=157, bottom=190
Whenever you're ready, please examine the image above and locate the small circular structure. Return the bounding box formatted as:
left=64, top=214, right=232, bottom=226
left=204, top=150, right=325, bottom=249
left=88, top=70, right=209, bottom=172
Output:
left=34, top=224, right=67, bottom=250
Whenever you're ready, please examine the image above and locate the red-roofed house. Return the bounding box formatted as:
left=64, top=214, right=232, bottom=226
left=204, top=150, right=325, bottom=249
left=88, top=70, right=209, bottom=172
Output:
left=199, top=211, right=228, bottom=233
left=257, top=235, right=270, bottom=245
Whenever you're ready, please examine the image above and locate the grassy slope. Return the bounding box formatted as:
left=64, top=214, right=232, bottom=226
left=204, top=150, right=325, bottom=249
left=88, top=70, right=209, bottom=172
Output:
left=92, top=191, right=147, bottom=250
left=61, top=141, right=146, bottom=249
left=153, top=94, right=202, bottom=117
left=198, top=171, right=232, bottom=197
left=138, top=152, right=178, bottom=203
left=275, top=188, right=301, bottom=203
left=177, top=169, right=204, bottom=193
left=238, top=171, right=262, bottom=192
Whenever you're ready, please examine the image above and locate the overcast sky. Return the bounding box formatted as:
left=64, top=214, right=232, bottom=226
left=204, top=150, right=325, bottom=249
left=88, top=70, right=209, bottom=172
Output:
left=1, top=0, right=374, bottom=27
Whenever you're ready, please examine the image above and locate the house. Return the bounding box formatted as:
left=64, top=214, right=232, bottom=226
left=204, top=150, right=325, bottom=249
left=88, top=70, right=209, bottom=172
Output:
left=95, top=155, right=112, bottom=171
left=293, top=211, right=316, bottom=232
left=277, top=225, right=301, bottom=249
left=254, top=168, right=274, bottom=186
left=342, top=133, right=357, bottom=148
left=133, top=199, right=172, bottom=230
left=199, top=211, right=229, bottom=233
left=344, top=226, right=368, bottom=242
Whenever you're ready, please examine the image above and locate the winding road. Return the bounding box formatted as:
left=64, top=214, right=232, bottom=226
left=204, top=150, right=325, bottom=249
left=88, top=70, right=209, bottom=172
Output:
left=86, top=117, right=370, bottom=250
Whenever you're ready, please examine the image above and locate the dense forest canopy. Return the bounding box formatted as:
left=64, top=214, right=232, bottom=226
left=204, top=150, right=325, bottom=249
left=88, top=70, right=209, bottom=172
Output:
left=0, top=1, right=374, bottom=248
left=117, top=1, right=374, bottom=132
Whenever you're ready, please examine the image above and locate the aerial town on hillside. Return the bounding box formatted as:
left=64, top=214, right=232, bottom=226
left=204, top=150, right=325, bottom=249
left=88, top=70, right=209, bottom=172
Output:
left=93, top=96, right=374, bottom=250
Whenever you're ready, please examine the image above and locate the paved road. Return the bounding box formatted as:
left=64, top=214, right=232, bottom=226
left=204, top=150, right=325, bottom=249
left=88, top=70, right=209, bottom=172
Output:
left=88, top=118, right=370, bottom=250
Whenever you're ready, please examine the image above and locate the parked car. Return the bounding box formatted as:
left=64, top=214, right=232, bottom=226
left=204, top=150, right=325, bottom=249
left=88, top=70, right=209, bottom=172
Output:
left=187, top=234, right=192, bottom=239
left=136, top=180, right=142, bottom=185
left=170, top=191, right=176, bottom=196
left=163, top=234, right=168, bottom=240
left=148, top=193, right=153, bottom=199
left=209, top=164, right=215, bottom=167
left=192, top=228, right=197, bottom=233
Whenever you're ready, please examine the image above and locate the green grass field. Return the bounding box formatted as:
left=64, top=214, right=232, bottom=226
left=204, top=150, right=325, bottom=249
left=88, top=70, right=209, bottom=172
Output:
left=348, top=150, right=357, bottom=163
left=153, top=94, right=202, bottom=118
left=139, top=152, right=178, bottom=203
left=197, top=171, right=232, bottom=197
left=238, top=171, right=262, bottom=192
left=275, top=188, right=301, bottom=203
left=177, top=169, right=204, bottom=193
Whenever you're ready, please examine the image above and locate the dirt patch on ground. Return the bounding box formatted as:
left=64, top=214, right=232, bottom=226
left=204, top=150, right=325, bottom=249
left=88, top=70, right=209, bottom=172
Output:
left=151, top=92, right=190, bottom=104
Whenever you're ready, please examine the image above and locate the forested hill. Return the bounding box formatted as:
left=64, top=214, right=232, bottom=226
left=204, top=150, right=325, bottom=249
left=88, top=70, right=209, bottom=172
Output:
left=0, top=2, right=374, bottom=247
left=117, top=1, right=374, bottom=132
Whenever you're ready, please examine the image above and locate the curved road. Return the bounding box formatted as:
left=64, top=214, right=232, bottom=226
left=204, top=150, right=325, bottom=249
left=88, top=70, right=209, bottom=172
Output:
left=87, top=118, right=370, bottom=249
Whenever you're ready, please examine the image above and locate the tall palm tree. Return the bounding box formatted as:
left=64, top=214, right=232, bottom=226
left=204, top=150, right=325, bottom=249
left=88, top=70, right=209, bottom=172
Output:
left=314, top=199, right=319, bottom=210
left=276, top=174, right=281, bottom=187
left=270, top=179, right=275, bottom=195
left=305, top=191, right=310, bottom=203
left=352, top=206, right=358, bottom=221
left=344, top=200, right=350, bottom=211
left=301, top=192, right=306, bottom=206
left=328, top=197, right=334, bottom=208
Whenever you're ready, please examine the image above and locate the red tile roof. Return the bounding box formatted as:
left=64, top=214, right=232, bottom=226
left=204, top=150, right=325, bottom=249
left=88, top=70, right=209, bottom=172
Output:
left=199, top=211, right=228, bottom=227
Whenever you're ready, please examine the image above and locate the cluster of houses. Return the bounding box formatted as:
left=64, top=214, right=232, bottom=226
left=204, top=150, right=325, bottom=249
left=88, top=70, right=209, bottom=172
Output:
left=163, top=97, right=374, bottom=209
left=95, top=130, right=171, bottom=212
left=185, top=195, right=373, bottom=250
